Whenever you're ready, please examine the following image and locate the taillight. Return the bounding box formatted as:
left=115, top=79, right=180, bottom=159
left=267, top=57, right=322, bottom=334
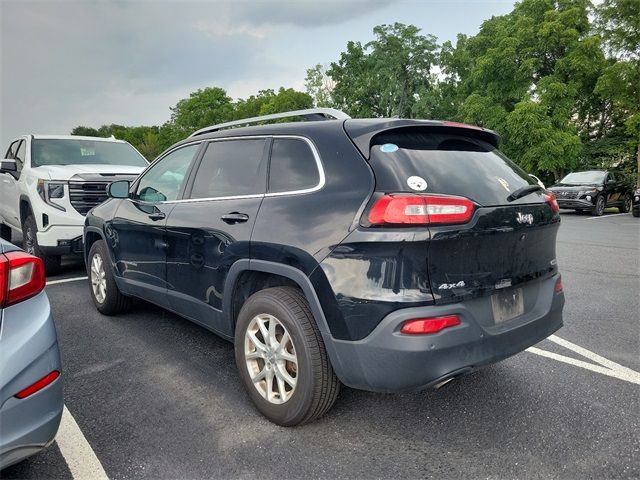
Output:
left=545, top=192, right=560, bottom=214
left=367, top=194, right=475, bottom=226
left=0, top=251, right=46, bottom=308
left=400, top=315, right=461, bottom=334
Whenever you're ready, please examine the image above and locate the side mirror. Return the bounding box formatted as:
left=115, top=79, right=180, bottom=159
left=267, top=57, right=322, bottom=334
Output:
left=0, top=159, right=17, bottom=173
left=107, top=180, right=130, bottom=199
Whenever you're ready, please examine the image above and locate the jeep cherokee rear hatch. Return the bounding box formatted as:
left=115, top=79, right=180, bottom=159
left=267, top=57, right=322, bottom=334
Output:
left=346, top=122, right=560, bottom=305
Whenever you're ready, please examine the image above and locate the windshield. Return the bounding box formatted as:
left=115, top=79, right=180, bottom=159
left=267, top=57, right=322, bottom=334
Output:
left=31, top=139, right=148, bottom=167
left=559, top=171, right=606, bottom=185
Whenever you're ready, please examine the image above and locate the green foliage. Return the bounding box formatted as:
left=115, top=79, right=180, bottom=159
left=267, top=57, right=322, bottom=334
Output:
left=304, top=65, right=335, bottom=108
left=328, top=23, right=437, bottom=118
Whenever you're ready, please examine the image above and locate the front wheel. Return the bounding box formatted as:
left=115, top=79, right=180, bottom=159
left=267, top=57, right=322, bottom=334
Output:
left=591, top=195, right=606, bottom=216
left=234, top=287, right=339, bottom=426
left=87, top=240, right=130, bottom=315
left=22, top=215, right=61, bottom=276
left=619, top=194, right=632, bottom=213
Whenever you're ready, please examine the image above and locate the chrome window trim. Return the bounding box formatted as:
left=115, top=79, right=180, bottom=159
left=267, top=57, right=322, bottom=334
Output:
left=159, top=134, right=325, bottom=205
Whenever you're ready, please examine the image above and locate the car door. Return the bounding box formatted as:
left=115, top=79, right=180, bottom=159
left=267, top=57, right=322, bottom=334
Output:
left=164, top=137, right=269, bottom=335
left=605, top=171, right=619, bottom=205
left=109, top=142, right=202, bottom=306
left=0, top=139, right=24, bottom=229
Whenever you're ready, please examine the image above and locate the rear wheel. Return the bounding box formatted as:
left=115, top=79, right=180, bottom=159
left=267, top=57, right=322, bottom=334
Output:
left=22, top=215, right=61, bottom=276
left=619, top=194, right=632, bottom=213
left=0, top=223, right=11, bottom=241
left=88, top=240, right=130, bottom=315
left=591, top=195, right=606, bottom=216
left=234, top=286, right=339, bottom=426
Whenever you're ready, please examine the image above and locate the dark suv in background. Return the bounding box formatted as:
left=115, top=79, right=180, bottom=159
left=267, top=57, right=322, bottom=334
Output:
left=548, top=169, right=634, bottom=216
left=84, top=109, right=564, bottom=425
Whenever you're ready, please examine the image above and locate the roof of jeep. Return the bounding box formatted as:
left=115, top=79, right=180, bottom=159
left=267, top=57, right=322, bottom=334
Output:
left=174, top=118, right=501, bottom=158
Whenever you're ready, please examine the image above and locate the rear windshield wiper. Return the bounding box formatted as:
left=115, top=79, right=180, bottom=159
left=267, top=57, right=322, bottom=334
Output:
left=507, top=184, right=543, bottom=202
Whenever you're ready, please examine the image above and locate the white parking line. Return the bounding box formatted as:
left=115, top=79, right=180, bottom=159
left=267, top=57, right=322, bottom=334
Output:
left=586, top=213, right=629, bottom=220
left=527, top=334, right=640, bottom=385
left=56, top=405, right=108, bottom=479
left=46, top=276, right=87, bottom=286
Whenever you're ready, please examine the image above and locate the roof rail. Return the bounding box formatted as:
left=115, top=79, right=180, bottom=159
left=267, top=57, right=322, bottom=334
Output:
left=189, top=108, right=351, bottom=137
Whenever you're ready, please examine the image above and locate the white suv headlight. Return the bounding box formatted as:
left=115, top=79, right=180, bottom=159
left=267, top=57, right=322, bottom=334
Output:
left=37, top=179, right=66, bottom=211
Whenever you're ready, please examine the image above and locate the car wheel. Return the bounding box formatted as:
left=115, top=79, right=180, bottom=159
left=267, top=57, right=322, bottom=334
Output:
left=0, top=223, right=11, bottom=241
left=619, top=194, right=632, bottom=213
left=234, top=286, right=340, bottom=426
left=87, top=240, right=131, bottom=315
left=633, top=209, right=639, bottom=218
left=591, top=195, right=605, bottom=216
left=22, top=215, right=61, bottom=276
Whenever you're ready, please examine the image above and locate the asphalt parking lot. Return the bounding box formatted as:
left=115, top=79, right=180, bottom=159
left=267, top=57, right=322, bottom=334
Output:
left=3, top=211, right=639, bottom=479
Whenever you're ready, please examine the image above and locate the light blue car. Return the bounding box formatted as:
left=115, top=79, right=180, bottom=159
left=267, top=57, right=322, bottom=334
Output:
left=0, top=238, right=63, bottom=469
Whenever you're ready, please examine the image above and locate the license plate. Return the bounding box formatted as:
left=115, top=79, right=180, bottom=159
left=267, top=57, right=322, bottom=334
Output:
left=491, top=288, right=524, bottom=324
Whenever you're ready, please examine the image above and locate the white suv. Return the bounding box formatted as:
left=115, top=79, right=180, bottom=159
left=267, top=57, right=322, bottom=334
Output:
left=0, top=135, right=148, bottom=274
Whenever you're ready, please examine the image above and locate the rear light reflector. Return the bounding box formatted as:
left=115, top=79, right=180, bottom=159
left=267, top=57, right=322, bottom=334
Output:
left=545, top=192, right=560, bottom=214
left=0, top=251, right=46, bottom=308
left=400, top=315, right=461, bottom=335
left=555, top=278, right=563, bottom=294
left=368, top=194, right=475, bottom=225
left=14, top=370, right=60, bottom=399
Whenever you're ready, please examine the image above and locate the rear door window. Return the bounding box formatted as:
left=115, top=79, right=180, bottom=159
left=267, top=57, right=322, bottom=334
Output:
left=190, top=139, right=267, bottom=199
left=369, top=130, right=538, bottom=206
left=268, top=138, right=320, bottom=193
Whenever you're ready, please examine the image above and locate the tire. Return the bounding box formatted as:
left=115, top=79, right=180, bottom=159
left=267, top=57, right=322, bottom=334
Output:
left=591, top=195, right=606, bottom=216
left=234, top=286, right=339, bottom=426
left=619, top=194, right=632, bottom=213
left=87, top=240, right=131, bottom=315
left=0, top=223, right=11, bottom=242
left=22, top=215, right=61, bottom=276
left=633, top=209, right=639, bottom=218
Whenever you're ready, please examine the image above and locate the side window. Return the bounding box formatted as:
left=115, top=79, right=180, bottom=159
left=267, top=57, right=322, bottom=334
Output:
left=607, top=172, right=616, bottom=182
left=4, top=140, right=19, bottom=160
left=190, top=139, right=266, bottom=199
left=14, top=140, right=25, bottom=172
left=268, top=138, right=320, bottom=193
left=135, top=144, right=200, bottom=203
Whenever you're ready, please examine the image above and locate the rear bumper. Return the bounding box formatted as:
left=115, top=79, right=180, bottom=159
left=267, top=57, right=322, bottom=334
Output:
left=0, top=292, right=63, bottom=469
left=325, top=274, right=564, bottom=392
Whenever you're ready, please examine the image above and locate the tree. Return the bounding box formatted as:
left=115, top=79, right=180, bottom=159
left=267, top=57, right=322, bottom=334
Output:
left=595, top=0, right=640, bottom=185
left=328, top=23, right=438, bottom=118
left=71, top=126, right=101, bottom=137
left=305, top=64, right=336, bottom=108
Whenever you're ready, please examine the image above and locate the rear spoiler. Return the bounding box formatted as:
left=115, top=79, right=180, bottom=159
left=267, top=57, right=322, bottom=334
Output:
left=344, top=119, right=501, bottom=160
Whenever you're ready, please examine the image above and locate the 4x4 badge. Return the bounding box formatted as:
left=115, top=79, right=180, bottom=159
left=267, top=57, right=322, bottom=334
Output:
left=516, top=212, right=534, bottom=224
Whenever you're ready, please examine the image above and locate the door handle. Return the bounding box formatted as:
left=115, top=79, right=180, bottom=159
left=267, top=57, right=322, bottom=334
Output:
left=221, top=212, right=249, bottom=224
left=148, top=212, right=166, bottom=221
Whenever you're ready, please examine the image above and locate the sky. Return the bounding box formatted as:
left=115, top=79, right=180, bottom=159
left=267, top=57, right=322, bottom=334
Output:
left=0, top=0, right=514, bottom=149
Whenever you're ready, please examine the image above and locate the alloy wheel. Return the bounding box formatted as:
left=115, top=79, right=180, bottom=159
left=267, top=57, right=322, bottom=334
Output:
left=90, top=253, right=107, bottom=304
left=244, top=313, right=298, bottom=404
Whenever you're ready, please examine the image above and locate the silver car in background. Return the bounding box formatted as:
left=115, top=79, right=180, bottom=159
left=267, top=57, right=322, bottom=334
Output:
left=0, top=238, right=63, bottom=469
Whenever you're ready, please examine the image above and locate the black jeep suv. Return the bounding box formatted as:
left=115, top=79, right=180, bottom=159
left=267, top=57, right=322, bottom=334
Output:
left=548, top=170, right=634, bottom=216
left=84, top=109, right=564, bottom=425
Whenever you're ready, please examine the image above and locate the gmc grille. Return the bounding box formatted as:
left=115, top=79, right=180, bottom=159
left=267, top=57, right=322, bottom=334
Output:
left=68, top=181, right=110, bottom=215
